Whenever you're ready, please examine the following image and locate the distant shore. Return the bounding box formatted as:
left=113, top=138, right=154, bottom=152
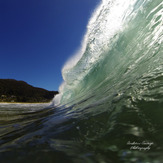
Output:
left=0, top=79, right=58, bottom=103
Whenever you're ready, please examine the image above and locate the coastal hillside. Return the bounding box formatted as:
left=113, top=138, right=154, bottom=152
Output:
left=0, top=79, right=58, bottom=102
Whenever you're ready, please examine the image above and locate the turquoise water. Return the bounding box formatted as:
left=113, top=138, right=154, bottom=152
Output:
left=0, top=0, right=163, bottom=162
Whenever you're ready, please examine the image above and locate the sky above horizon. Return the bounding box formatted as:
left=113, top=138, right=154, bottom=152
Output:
left=0, top=0, right=100, bottom=91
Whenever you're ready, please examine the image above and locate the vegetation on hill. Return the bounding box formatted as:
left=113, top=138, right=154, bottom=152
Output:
left=0, top=79, right=58, bottom=103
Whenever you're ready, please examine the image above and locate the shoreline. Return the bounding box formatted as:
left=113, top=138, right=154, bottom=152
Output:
left=0, top=102, right=51, bottom=104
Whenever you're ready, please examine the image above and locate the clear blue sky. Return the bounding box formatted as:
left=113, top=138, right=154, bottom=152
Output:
left=0, top=0, right=100, bottom=91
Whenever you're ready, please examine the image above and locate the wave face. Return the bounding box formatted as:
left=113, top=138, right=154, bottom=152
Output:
left=54, top=0, right=163, bottom=107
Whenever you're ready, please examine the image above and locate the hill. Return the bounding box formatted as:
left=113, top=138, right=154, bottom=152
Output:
left=0, top=79, right=58, bottom=103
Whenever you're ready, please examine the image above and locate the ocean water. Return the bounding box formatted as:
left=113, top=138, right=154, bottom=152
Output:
left=0, top=0, right=163, bottom=162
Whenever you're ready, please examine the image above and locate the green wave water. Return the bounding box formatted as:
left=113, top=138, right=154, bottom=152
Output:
left=0, top=0, right=163, bottom=162
left=55, top=0, right=163, bottom=107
